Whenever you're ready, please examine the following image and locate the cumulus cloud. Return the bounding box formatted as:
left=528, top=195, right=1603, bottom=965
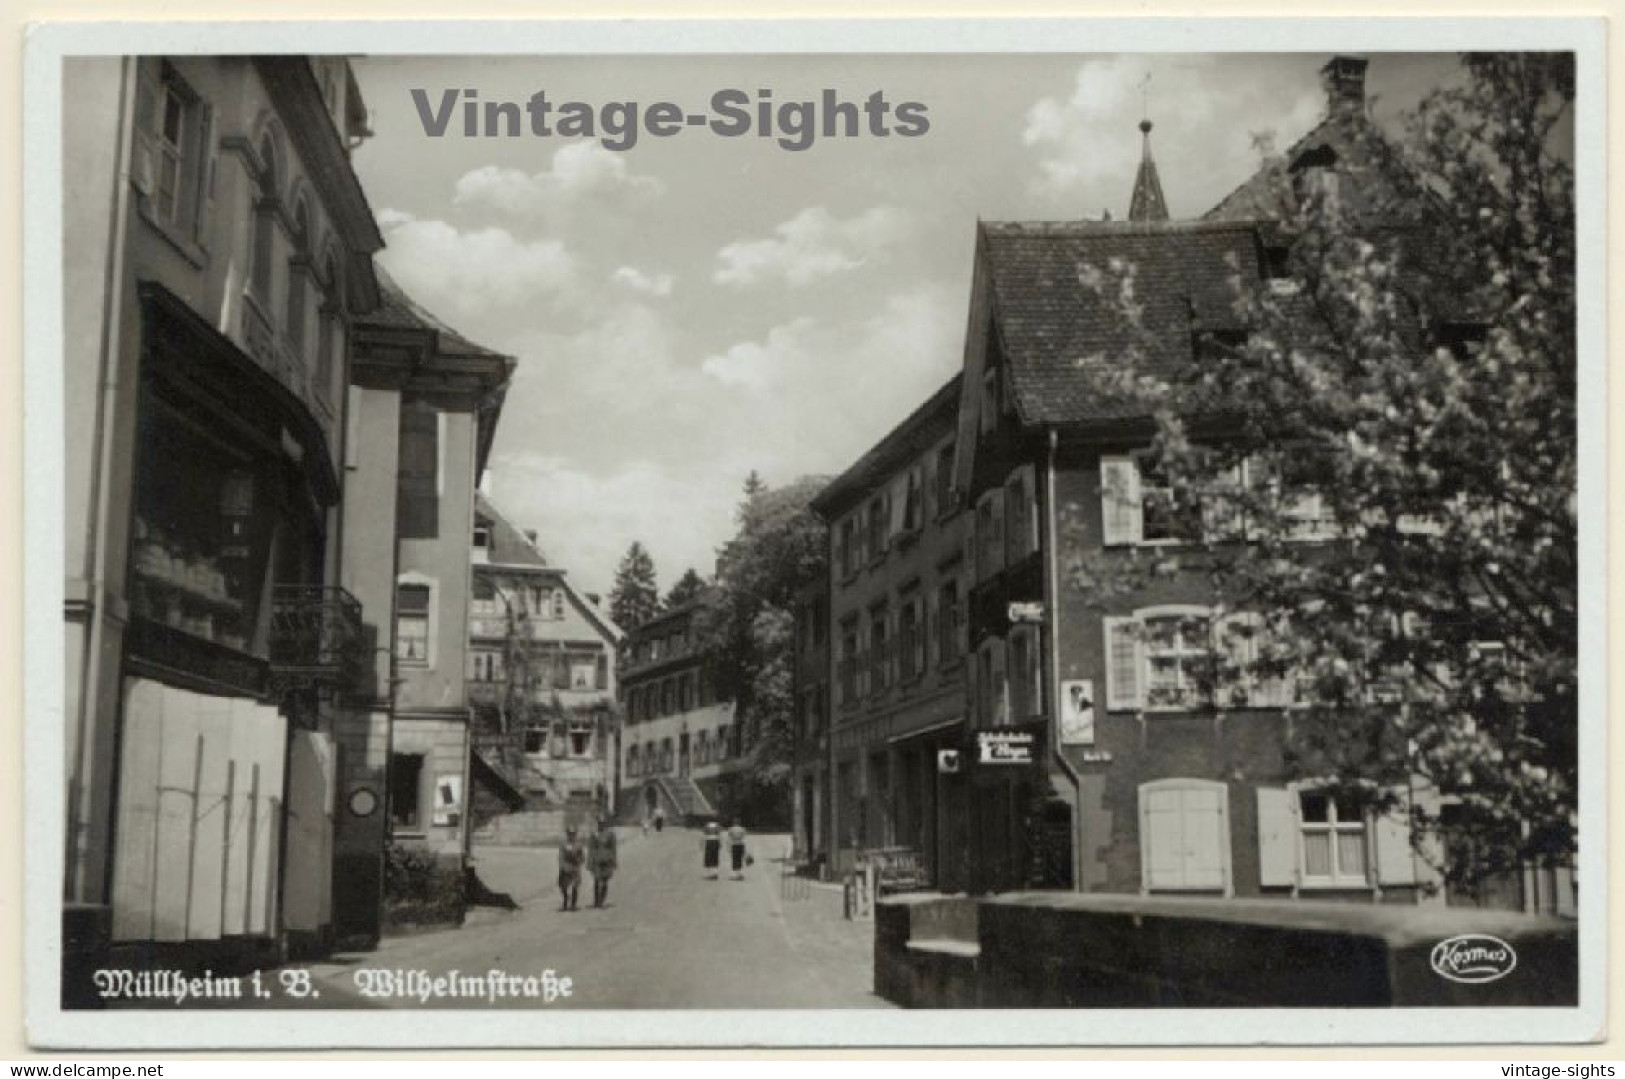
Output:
left=1023, top=55, right=1323, bottom=217
left=487, top=454, right=741, bottom=597
left=713, top=205, right=911, bottom=288
left=375, top=209, right=576, bottom=324
left=452, top=142, right=665, bottom=226
left=610, top=265, right=675, bottom=298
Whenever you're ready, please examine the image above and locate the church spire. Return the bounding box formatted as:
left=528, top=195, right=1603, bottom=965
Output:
left=1127, top=117, right=1170, bottom=223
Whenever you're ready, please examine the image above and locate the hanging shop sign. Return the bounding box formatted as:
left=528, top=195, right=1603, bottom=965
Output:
left=1007, top=601, right=1045, bottom=625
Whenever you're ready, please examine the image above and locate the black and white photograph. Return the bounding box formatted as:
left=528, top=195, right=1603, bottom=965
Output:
left=22, top=18, right=1605, bottom=1049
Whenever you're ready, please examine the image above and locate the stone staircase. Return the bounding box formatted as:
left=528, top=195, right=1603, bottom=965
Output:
left=657, top=774, right=715, bottom=824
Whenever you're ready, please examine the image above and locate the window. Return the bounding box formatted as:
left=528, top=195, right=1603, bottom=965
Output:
left=892, top=464, right=924, bottom=537
left=896, top=595, right=924, bottom=682
left=1138, top=457, right=1201, bottom=544
left=869, top=606, right=890, bottom=693
left=596, top=652, right=610, bottom=691
left=249, top=135, right=278, bottom=303
left=524, top=728, right=546, bottom=755
left=472, top=525, right=491, bottom=551
left=976, top=489, right=1006, bottom=580
left=1009, top=626, right=1042, bottom=720
left=625, top=744, right=640, bottom=776
left=839, top=619, right=860, bottom=705
left=568, top=717, right=594, bottom=757
left=569, top=655, right=596, bottom=691
left=1270, top=454, right=1340, bottom=541
left=838, top=518, right=857, bottom=578
left=1139, top=779, right=1231, bottom=893
left=468, top=649, right=503, bottom=683
left=285, top=200, right=311, bottom=362
left=933, top=442, right=956, bottom=517
left=866, top=497, right=888, bottom=563
left=1298, top=789, right=1369, bottom=885
left=1004, top=465, right=1038, bottom=563
left=1103, top=607, right=1209, bottom=713
left=553, top=590, right=566, bottom=621
left=134, top=62, right=211, bottom=243
left=388, top=753, right=424, bottom=830
left=935, top=578, right=961, bottom=667
left=395, top=582, right=431, bottom=665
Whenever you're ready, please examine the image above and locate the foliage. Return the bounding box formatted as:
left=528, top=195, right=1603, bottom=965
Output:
left=692, top=474, right=829, bottom=816
left=382, top=843, right=466, bottom=927
left=664, top=567, right=708, bottom=610
left=609, top=541, right=661, bottom=631
left=1075, top=54, right=1577, bottom=893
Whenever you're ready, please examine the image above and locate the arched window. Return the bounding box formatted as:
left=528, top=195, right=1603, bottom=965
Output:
left=315, top=250, right=343, bottom=404
left=249, top=134, right=278, bottom=303
left=285, top=198, right=310, bottom=361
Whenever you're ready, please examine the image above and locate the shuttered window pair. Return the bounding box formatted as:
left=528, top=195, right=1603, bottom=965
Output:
left=1100, top=454, right=1341, bottom=546
left=1255, top=784, right=1418, bottom=889
left=132, top=61, right=214, bottom=244
left=1104, top=608, right=1295, bottom=712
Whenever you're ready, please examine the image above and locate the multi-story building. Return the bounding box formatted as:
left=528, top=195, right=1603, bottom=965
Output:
left=618, top=601, right=743, bottom=824
left=345, top=270, right=519, bottom=897
left=61, top=56, right=383, bottom=993
left=808, top=375, right=972, bottom=889
left=466, top=493, right=622, bottom=838
left=789, top=577, right=830, bottom=868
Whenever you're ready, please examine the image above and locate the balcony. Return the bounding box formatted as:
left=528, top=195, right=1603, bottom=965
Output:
left=269, top=584, right=366, bottom=697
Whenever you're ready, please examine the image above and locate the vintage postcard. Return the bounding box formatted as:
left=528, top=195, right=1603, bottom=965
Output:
left=22, top=17, right=1606, bottom=1050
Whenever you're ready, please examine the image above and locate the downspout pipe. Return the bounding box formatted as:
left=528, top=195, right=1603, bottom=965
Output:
left=1043, top=426, right=1086, bottom=889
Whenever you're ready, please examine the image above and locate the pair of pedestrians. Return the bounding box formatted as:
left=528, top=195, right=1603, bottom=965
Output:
left=557, top=819, right=618, bottom=911
left=701, top=819, right=750, bottom=880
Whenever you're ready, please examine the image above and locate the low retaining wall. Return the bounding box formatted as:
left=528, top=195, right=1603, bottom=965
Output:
left=878, top=892, right=1578, bottom=1009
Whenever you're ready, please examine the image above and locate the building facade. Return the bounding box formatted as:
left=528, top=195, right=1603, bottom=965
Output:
left=346, top=271, right=517, bottom=890
left=808, top=375, right=973, bottom=889
left=789, top=578, right=830, bottom=868
left=61, top=55, right=383, bottom=993
left=618, top=602, right=743, bottom=824
left=467, top=493, right=622, bottom=839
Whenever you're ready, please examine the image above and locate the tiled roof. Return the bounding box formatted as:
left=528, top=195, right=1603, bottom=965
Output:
left=980, top=219, right=1264, bottom=426
left=366, top=263, right=509, bottom=361
left=475, top=491, right=548, bottom=567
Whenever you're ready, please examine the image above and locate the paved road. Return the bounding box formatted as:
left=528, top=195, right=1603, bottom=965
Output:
left=290, top=827, right=889, bottom=1009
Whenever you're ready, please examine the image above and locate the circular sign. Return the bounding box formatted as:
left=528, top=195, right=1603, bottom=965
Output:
left=348, top=787, right=379, bottom=819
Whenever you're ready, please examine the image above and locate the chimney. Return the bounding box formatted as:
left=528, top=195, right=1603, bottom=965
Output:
left=1321, top=55, right=1368, bottom=117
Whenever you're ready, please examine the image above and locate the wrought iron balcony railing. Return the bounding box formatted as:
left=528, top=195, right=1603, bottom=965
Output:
left=269, top=584, right=367, bottom=695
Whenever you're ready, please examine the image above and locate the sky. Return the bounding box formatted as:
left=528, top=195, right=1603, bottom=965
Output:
left=349, top=52, right=1458, bottom=597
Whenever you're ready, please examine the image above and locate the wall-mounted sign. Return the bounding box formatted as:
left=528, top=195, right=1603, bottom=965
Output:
left=1060, top=679, right=1096, bottom=747
left=937, top=748, right=962, bottom=775
left=432, top=774, right=463, bottom=827
left=1007, top=601, right=1045, bottom=625
left=973, top=724, right=1041, bottom=767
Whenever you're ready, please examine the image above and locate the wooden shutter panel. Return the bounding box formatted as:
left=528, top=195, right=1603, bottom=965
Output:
left=397, top=403, right=439, bottom=539
left=130, top=61, right=161, bottom=197
left=1141, top=787, right=1187, bottom=891
left=1374, top=784, right=1418, bottom=885
left=1256, top=786, right=1299, bottom=887
left=1100, top=456, right=1142, bottom=545
left=1104, top=616, right=1142, bottom=710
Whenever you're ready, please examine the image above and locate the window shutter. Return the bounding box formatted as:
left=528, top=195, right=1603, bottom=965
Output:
left=1104, top=616, right=1142, bottom=710
left=1140, top=786, right=1188, bottom=891
left=1100, top=456, right=1142, bottom=545
left=889, top=475, right=909, bottom=538
left=1373, top=784, right=1417, bottom=886
left=397, top=402, right=440, bottom=539
left=1256, top=787, right=1299, bottom=887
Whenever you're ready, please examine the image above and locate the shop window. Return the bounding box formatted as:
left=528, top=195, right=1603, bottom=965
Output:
left=389, top=753, right=424, bottom=831
left=395, top=582, right=432, bottom=666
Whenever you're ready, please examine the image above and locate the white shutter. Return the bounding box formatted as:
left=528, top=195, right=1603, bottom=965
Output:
left=1100, top=456, right=1142, bottom=545
left=1373, top=783, right=1418, bottom=886
left=130, top=61, right=161, bottom=196
left=1141, top=787, right=1188, bottom=890
left=1104, top=616, right=1142, bottom=711
left=889, top=475, right=909, bottom=538
left=1256, top=787, right=1299, bottom=887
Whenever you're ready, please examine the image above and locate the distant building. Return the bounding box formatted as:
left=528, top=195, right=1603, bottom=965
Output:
left=618, top=602, right=744, bottom=824
left=807, top=375, right=972, bottom=888
left=60, top=55, right=382, bottom=993
left=466, top=493, right=623, bottom=841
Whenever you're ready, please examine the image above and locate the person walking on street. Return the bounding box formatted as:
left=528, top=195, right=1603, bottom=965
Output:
left=727, top=819, right=749, bottom=880
left=557, top=826, right=586, bottom=911
left=589, top=818, right=618, bottom=908
left=654, top=806, right=665, bottom=833
left=701, top=819, right=723, bottom=879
